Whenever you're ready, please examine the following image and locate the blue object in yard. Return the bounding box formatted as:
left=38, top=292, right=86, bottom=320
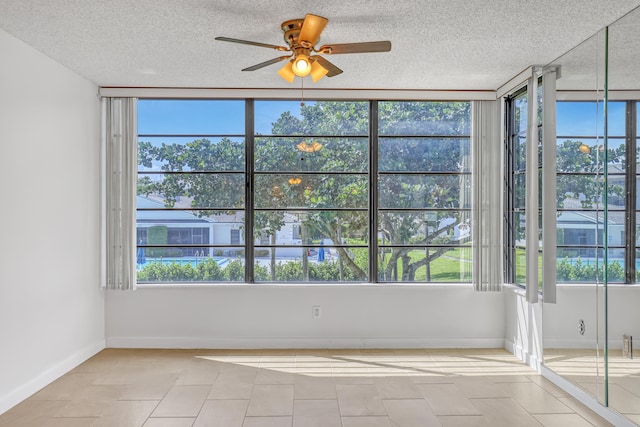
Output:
left=317, top=240, right=325, bottom=262
left=137, top=246, right=146, bottom=264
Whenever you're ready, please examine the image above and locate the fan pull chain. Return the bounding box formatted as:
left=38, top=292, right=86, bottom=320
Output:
left=300, top=77, right=305, bottom=107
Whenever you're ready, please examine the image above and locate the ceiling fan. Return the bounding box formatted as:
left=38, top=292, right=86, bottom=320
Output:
left=215, top=14, right=392, bottom=83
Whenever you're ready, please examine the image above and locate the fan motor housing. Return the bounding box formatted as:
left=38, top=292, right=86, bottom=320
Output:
left=281, top=19, right=305, bottom=48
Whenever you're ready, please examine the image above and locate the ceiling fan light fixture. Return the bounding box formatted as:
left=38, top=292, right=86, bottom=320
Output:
left=292, top=54, right=311, bottom=77
left=216, top=14, right=391, bottom=83
left=296, top=141, right=323, bottom=152
left=277, top=61, right=295, bottom=82
left=578, top=143, right=591, bottom=154
left=310, top=60, right=328, bottom=82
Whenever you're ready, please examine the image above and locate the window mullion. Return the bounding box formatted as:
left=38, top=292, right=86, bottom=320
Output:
left=626, top=101, right=637, bottom=283
left=245, top=99, right=255, bottom=283
left=504, top=95, right=516, bottom=284
left=370, top=100, right=379, bottom=283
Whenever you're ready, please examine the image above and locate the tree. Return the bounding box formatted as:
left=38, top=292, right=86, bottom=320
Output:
left=138, top=137, right=245, bottom=211
left=556, top=139, right=625, bottom=210
left=377, top=101, right=471, bottom=281
left=255, top=101, right=371, bottom=280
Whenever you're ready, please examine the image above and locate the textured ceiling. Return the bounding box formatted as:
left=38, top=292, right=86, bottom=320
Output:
left=1, top=0, right=639, bottom=90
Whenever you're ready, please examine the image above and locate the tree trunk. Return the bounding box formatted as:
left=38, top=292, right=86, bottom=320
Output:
left=270, top=233, right=276, bottom=281
left=401, top=254, right=412, bottom=281
left=302, top=225, right=309, bottom=282
left=336, top=221, right=344, bottom=281
left=425, top=248, right=431, bottom=281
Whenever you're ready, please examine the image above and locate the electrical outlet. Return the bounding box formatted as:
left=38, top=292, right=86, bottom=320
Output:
left=623, top=334, right=633, bottom=359
left=312, top=306, right=321, bottom=319
left=578, top=319, right=585, bottom=335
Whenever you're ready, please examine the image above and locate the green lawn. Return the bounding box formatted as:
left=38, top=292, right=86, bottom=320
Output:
left=379, top=247, right=472, bottom=282
left=514, top=248, right=543, bottom=288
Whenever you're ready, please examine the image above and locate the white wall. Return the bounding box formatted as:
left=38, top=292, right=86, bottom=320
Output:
left=503, top=285, right=543, bottom=369
left=542, top=285, right=640, bottom=350
left=106, top=285, right=505, bottom=348
left=0, top=29, right=104, bottom=414
left=504, top=283, right=640, bottom=363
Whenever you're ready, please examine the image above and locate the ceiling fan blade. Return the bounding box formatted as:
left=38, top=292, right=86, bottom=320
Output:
left=313, top=56, right=343, bottom=77
left=242, top=56, right=291, bottom=71
left=318, top=41, right=392, bottom=54
left=215, top=36, right=289, bottom=51
left=298, top=14, right=328, bottom=47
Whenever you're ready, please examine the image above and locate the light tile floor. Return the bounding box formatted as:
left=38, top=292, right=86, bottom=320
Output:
left=0, top=349, right=617, bottom=427
left=544, top=349, right=640, bottom=423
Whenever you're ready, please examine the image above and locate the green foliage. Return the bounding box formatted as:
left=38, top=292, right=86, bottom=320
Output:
left=350, top=248, right=369, bottom=276
left=607, top=260, right=624, bottom=282
left=137, top=251, right=481, bottom=284
left=254, top=259, right=360, bottom=282
left=224, top=260, right=244, bottom=281
left=195, top=258, right=224, bottom=281
left=556, top=140, right=625, bottom=210
left=138, top=137, right=245, bottom=214
left=378, top=101, right=470, bottom=135
left=147, top=226, right=168, bottom=257
left=165, top=262, right=195, bottom=281
left=137, top=258, right=231, bottom=282
left=274, top=261, right=303, bottom=282
left=254, top=264, right=270, bottom=281
left=510, top=139, right=626, bottom=243
left=556, top=257, right=625, bottom=283
left=556, top=258, right=573, bottom=281
left=308, top=261, right=359, bottom=281
left=136, top=263, right=168, bottom=282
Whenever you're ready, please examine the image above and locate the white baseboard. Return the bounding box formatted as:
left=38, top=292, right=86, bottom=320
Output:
left=0, top=339, right=105, bottom=415
left=504, top=338, right=541, bottom=371
left=106, top=336, right=505, bottom=349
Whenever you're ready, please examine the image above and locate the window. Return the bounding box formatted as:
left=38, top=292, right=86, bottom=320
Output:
left=136, top=100, right=246, bottom=283
left=634, top=102, right=640, bottom=282
left=555, top=101, right=626, bottom=283
left=377, top=101, right=472, bottom=282
left=506, top=97, right=639, bottom=284
left=253, top=100, right=369, bottom=282
left=505, top=88, right=529, bottom=285
left=136, top=99, right=472, bottom=283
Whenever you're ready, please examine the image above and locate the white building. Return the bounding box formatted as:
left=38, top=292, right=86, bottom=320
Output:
left=137, top=196, right=304, bottom=258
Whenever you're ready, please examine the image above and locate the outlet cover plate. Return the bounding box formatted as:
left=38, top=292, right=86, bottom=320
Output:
left=623, top=334, right=633, bottom=359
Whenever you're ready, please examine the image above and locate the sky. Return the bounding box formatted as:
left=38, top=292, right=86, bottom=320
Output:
left=556, top=101, right=626, bottom=136
left=138, top=99, right=632, bottom=142
left=137, top=99, right=308, bottom=136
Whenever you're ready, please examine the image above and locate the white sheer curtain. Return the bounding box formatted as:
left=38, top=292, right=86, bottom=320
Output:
left=541, top=67, right=558, bottom=303
left=472, top=100, right=503, bottom=291
left=523, top=67, right=558, bottom=303
left=101, top=97, right=137, bottom=290
left=525, top=72, right=540, bottom=303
